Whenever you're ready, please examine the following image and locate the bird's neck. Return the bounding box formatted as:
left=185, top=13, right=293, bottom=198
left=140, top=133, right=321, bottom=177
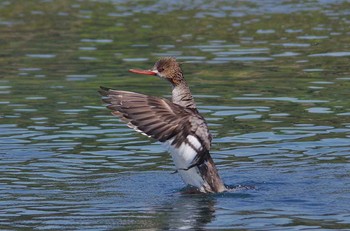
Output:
left=171, top=80, right=196, bottom=109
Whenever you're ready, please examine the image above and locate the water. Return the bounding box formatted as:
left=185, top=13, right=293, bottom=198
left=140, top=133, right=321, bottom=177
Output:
left=1, top=0, right=350, bottom=230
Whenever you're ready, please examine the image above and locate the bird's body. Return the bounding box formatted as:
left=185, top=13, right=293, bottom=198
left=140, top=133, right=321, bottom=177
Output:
left=99, top=57, right=226, bottom=193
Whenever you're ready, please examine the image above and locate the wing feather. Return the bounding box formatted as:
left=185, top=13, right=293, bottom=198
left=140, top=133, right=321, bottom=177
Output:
left=99, top=86, right=212, bottom=152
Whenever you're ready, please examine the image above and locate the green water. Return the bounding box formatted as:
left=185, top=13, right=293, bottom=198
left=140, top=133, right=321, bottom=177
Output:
left=1, top=0, right=350, bottom=230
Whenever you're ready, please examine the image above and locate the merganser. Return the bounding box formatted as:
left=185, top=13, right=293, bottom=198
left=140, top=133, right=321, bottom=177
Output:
left=99, top=57, right=226, bottom=193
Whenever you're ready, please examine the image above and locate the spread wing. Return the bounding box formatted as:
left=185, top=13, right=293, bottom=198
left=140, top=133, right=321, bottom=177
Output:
left=98, top=86, right=212, bottom=151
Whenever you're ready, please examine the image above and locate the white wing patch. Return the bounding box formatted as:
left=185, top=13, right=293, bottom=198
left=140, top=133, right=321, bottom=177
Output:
left=126, top=122, right=151, bottom=138
left=164, top=135, right=206, bottom=190
left=187, top=135, right=202, bottom=150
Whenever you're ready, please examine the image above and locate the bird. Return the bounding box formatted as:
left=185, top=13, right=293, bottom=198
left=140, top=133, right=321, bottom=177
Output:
left=99, top=57, right=226, bottom=193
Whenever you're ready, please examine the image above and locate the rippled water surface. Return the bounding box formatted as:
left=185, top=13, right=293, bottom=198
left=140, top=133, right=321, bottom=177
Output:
left=1, top=0, right=350, bottom=230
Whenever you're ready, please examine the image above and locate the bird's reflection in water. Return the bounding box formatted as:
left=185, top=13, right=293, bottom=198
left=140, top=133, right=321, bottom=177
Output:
left=156, top=192, right=217, bottom=230
left=154, top=184, right=255, bottom=230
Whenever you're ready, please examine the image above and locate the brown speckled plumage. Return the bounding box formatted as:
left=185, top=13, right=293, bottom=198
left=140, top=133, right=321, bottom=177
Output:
left=99, top=57, right=226, bottom=193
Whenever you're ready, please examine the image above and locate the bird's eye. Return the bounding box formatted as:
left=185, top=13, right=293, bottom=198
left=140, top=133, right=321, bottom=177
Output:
left=158, top=67, right=164, bottom=72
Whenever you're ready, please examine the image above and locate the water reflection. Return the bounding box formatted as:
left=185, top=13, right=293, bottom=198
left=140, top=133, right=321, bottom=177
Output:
left=1, top=0, right=350, bottom=230
left=309, top=51, right=350, bottom=57
left=233, top=96, right=328, bottom=103
left=154, top=194, right=217, bottom=230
